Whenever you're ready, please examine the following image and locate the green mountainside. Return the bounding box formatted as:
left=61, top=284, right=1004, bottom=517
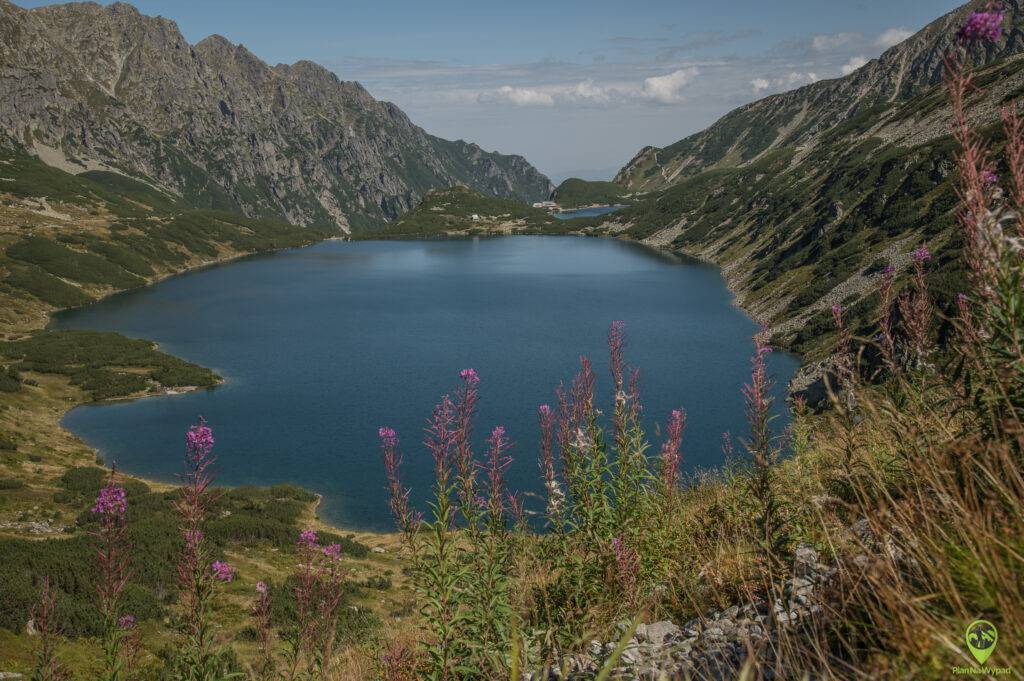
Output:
left=551, top=178, right=629, bottom=208
left=597, top=0, right=1024, bottom=372
left=0, top=147, right=321, bottom=335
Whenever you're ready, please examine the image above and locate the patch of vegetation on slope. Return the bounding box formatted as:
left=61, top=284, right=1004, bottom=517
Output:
left=551, top=177, right=629, bottom=208
left=373, top=185, right=568, bottom=237
left=0, top=467, right=373, bottom=640
left=0, top=147, right=326, bottom=331
left=0, top=330, right=219, bottom=401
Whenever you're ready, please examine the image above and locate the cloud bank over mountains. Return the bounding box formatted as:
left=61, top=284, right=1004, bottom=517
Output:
left=324, top=17, right=938, bottom=178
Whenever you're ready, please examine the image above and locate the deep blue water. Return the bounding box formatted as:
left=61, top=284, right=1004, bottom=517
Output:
left=554, top=205, right=622, bottom=220
left=53, top=236, right=798, bottom=531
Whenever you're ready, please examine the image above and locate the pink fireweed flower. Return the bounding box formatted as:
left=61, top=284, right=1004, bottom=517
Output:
left=425, top=395, right=457, bottom=480
left=611, top=535, right=640, bottom=603
left=183, top=528, right=203, bottom=548
left=185, top=417, right=214, bottom=467
left=912, top=245, right=932, bottom=263
left=91, top=483, right=127, bottom=518
left=211, top=561, right=235, bottom=582
left=538, top=404, right=555, bottom=484
left=722, top=431, right=735, bottom=458
left=378, top=426, right=398, bottom=448
left=742, top=333, right=775, bottom=468
left=959, top=8, right=1004, bottom=42
left=608, top=320, right=626, bottom=392
left=255, top=580, right=268, bottom=595
left=118, top=614, right=136, bottom=630
left=298, top=529, right=318, bottom=548
left=380, top=425, right=415, bottom=534
left=627, top=366, right=642, bottom=423
left=323, top=543, right=342, bottom=560
left=453, top=368, right=481, bottom=512
left=482, top=425, right=513, bottom=524
left=659, top=409, right=686, bottom=491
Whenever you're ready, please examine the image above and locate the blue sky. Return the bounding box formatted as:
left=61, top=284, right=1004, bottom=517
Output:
left=20, top=0, right=965, bottom=180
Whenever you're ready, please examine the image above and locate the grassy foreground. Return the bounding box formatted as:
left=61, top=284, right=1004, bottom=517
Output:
left=0, top=150, right=415, bottom=678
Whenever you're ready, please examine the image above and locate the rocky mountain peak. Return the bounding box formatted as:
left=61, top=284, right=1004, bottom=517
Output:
left=0, top=1, right=552, bottom=232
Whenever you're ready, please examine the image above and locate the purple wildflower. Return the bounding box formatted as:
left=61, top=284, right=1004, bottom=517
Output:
left=611, top=536, right=640, bottom=603
left=183, top=528, right=203, bottom=548
left=912, top=245, right=932, bottom=263
left=982, top=169, right=999, bottom=186
left=298, top=529, right=318, bottom=548
left=185, top=418, right=214, bottom=464
left=211, top=561, right=235, bottom=582
left=378, top=426, right=398, bottom=448
left=659, top=409, right=686, bottom=491
left=118, top=614, right=136, bottom=630
left=959, top=8, right=1004, bottom=42
left=255, top=580, right=268, bottom=595
left=459, top=368, right=479, bottom=386
left=883, top=264, right=896, bottom=275
left=323, top=543, right=342, bottom=560
left=91, top=483, right=127, bottom=517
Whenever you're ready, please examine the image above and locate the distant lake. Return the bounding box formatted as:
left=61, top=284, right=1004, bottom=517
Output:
left=54, top=236, right=798, bottom=531
left=554, top=205, right=622, bottom=220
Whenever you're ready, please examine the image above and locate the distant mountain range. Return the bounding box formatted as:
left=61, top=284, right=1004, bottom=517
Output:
left=0, top=0, right=553, bottom=233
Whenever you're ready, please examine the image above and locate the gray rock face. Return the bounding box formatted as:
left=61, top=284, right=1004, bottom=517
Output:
left=0, top=0, right=553, bottom=232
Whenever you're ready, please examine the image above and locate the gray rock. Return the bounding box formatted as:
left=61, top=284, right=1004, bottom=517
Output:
left=640, top=620, right=681, bottom=644
left=0, top=3, right=553, bottom=233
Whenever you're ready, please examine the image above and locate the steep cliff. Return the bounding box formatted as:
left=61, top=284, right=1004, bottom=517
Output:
left=0, top=1, right=553, bottom=233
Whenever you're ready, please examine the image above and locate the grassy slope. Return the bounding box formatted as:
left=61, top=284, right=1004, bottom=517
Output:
left=551, top=177, right=629, bottom=208
left=370, top=185, right=578, bottom=237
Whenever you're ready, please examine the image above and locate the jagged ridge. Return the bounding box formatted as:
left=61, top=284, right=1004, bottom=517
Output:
left=0, top=0, right=553, bottom=233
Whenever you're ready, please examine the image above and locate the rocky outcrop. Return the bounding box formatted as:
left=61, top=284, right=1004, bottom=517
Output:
left=0, top=1, right=552, bottom=233
left=531, top=545, right=837, bottom=680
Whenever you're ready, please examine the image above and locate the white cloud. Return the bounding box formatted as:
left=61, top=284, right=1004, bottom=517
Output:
left=640, top=67, right=700, bottom=103
left=812, top=32, right=860, bottom=51
left=750, top=71, right=817, bottom=94
left=566, top=79, right=614, bottom=103
left=486, top=85, right=555, bottom=107
left=478, top=69, right=700, bottom=108
left=875, top=27, right=912, bottom=49
left=841, top=56, right=868, bottom=76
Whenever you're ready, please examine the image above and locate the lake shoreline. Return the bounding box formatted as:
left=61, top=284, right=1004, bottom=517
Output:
left=16, top=228, right=802, bottom=536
